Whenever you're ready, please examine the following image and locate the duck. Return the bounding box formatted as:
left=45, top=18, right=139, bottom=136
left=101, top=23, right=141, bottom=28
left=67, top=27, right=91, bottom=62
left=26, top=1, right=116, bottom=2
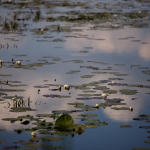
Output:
left=16, top=61, right=21, bottom=65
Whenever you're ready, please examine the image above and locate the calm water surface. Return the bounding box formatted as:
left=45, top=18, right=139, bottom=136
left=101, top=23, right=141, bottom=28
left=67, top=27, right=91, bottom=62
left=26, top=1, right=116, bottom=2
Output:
left=0, top=0, right=150, bottom=150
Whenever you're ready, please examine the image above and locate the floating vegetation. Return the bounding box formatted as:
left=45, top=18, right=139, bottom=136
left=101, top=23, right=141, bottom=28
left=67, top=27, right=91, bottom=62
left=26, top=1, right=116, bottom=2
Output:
left=67, top=102, right=84, bottom=105
left=113, top=73, right=128, bottom=76
left=66, top=70, right=80, bottom=74
left=111, top=107, right=130, bottom=110
left=33, top=85, right=49, bottom=88
left=119, top=125, right=133, bottom=128
left=29, top=137, right=63, bottom=142
left=9, top=84, right=28, bottom=87
left=78, top=114, right=98, bottom=117
left=14, top=128, right=35, bottom=133
left=43, top=94, right=71, bottom=98
left=0, top=74, right=12, bottom=76
left=0, top=89, right=26, bottom=92
left=102, top=89, right=117, bottom=94
left=0, top=129, right=6, bottom=132
left=119, top=89, right=138, bottom=95
left=10, top=107, right=37, bottom=112
left=80, top=75, right=95, bottom=78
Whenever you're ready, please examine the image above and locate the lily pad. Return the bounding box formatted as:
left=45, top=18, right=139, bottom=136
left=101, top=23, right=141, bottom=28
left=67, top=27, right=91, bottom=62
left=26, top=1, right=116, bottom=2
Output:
left=67, top=102, right=84, bottom=105
left=111, top=107, right=130, bottom=110
left=0, top=89, right=26, bottom=92
left=102, top=89, right=117, bottom=94
left=0, top=74, right=12, bottom=76
left=29, top=137, right=63, bottom=142
left=119, top=89, right=138, bottom=95
left=81, top=118, right=100, bottom=121
left=33, top=85, right=49, bottom=88
left=80, top=75, right=95, bottom=78
left=78, top=114, right=98, bottom=117
left=119, top=125, right=133, bottom=128
left=0, top=129, right=6, bottom=132
left=25, top=143, right=61, bottom=149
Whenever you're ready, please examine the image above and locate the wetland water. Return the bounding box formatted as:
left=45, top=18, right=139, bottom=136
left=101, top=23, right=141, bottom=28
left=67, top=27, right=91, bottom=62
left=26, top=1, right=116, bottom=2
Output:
left=0, top=0, right=150, bottom=150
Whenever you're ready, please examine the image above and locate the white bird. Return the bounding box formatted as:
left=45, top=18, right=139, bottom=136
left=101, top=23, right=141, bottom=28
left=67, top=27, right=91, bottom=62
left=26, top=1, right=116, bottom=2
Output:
left=16, top=61, right=21, bottom=65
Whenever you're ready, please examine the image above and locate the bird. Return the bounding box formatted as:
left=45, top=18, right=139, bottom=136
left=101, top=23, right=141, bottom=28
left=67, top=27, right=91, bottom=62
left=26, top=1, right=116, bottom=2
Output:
left=16, top=61, right=21, bottom=65
left=21, top=120, right=30, bottom=125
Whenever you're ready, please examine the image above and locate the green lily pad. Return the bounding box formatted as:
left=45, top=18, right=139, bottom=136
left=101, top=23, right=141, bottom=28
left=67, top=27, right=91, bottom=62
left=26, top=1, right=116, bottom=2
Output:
left=132, top=148, right=150, bottom=150
left=119, top=125, right=133, bottom=128
left=82, top=90, right=96, bottom=93
left=15, top=54, right=27, bottom=57
left=80, top=75, right=95, bottom=78
left=111, top=107, right=130, bottom=110
left=2, top=118, right=20, bottom=121
left=81, top=118, right=100, bottom=121
left=67, top=70, right=80, bottom=74
left=2, top=96, right=23, bottom=99
left=50, top=131, right=74, bottom=136
left=0, top=140, right=7, bottom=144
left=0, top=89, right=26, bottom=92
left=0, top=74, right=12, bottom=76
left=144, top=141, right=150, bottom=144
left=78, top=114, right=98, bottom=117
left=33, top=85, right=49, bottom=88
left=10, top=107, right=37, bottom=112
left=0, top=92, right=7, bottom=96
left=25, top=143, right=61, bottom=149
left=67, top=102, right=84, bottom=105
left=85, top=121, right=108, bottom=126
left=78, top=94, right=94, bottom=97
left=102, top=89, right=117, bottom=94
left=14, top=128, right=35, bottom=132
left=9, top=84, right=28, bottom=87
left=139, top=115, right=150, bottom=118
left=36, top=114, right=59, bottom=118
left=91, top=72, right=107, bottom=74
left=0, top=129, right=6, bottom=132
left=29, top=136, right=63, bottom=142
left=113, top=73, right=128, bottom=76
left=93, top=86, right=109, bottom=90
left=55, top=115, right=74, bottom=127
left=119, top=89, right=138, bottom=95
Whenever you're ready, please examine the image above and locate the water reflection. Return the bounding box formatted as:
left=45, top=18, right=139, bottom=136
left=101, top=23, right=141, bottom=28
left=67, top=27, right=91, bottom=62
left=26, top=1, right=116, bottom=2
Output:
left=65, top=27, right=150, bottom=60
